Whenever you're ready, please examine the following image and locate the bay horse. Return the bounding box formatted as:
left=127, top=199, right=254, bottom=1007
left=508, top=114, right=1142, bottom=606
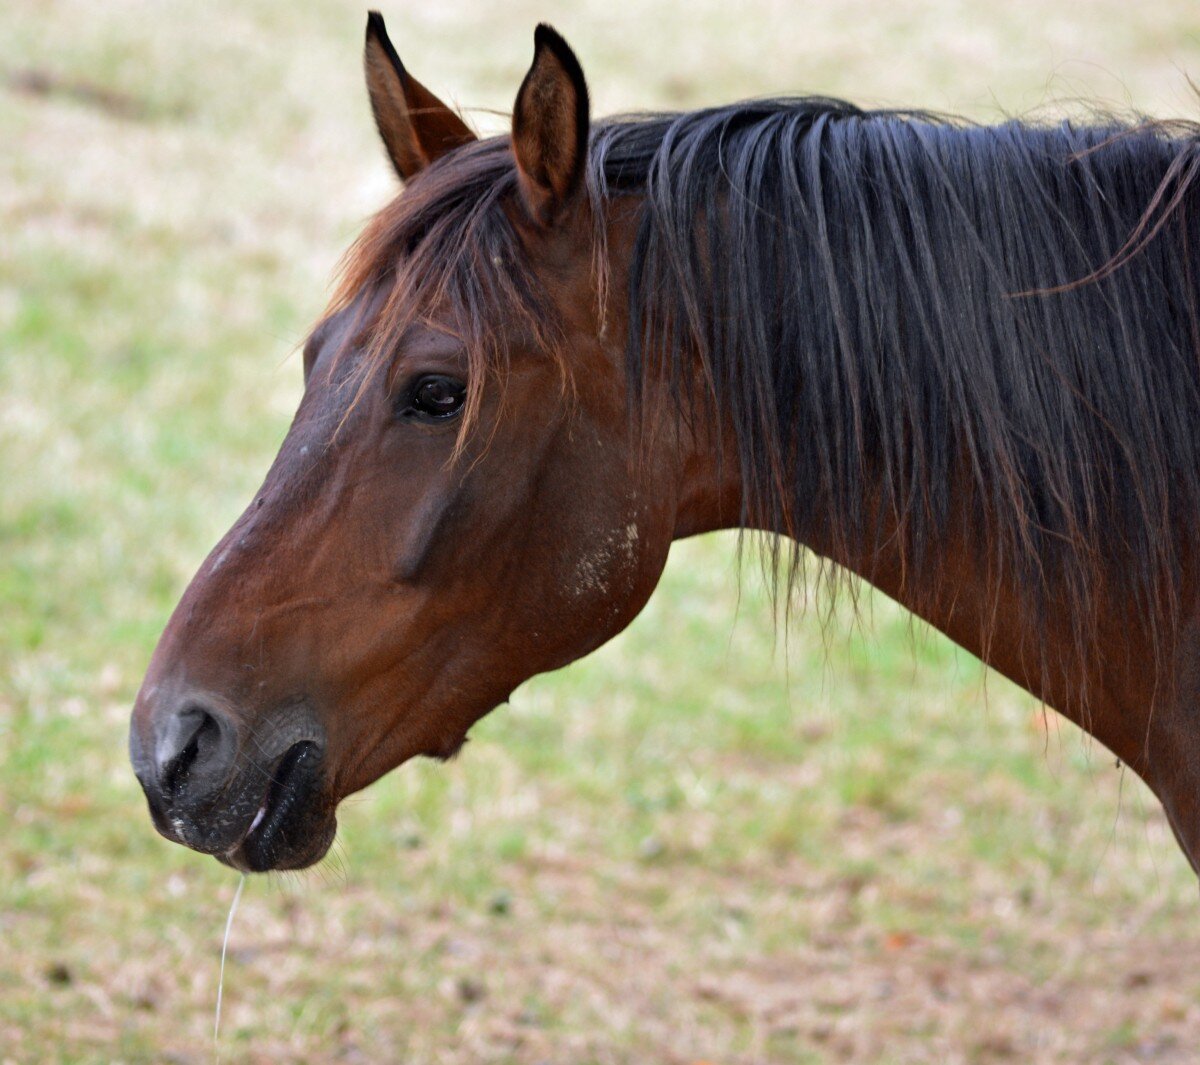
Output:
left=130, top=13, right=1200, bottom=879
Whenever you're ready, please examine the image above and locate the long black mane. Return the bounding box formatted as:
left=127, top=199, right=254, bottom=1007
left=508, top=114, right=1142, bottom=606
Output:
left=338, top=97, right=1200, bottom=671
left=596, top=101, right=1200, bottom=660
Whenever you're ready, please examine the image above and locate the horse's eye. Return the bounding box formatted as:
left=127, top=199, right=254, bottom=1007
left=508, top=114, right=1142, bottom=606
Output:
left=401, top=375, right=466, bottom=420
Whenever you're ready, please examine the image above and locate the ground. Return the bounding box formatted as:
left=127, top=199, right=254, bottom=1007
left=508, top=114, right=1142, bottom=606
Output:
left=3, top=1, right=1200, bottom=1062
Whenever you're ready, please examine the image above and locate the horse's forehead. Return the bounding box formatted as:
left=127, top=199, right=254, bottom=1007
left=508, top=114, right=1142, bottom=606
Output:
left=306, top=288, right=389, bottom=370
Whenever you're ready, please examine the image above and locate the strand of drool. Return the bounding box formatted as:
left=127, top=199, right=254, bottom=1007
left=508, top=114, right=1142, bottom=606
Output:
left=214, top=873, right=247, bottom=1051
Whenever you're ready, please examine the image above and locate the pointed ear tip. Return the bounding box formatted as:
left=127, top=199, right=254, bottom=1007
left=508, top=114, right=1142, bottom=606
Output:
left=530, top=24, right=586, bottom=88
left=533, top=23, right=567, bottom=52
left=365, top=12, right=386, bottom=46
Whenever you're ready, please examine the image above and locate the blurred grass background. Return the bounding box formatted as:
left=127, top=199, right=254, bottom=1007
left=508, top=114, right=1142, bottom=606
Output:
left=3, top=1, right=1200, bottom=1062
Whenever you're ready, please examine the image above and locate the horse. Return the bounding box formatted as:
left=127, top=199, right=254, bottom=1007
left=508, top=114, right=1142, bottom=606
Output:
left=130, top=12, right=1200, bottom=879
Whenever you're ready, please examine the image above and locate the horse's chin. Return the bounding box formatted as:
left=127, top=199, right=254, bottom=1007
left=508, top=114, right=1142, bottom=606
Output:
left=217, top=815, right=337, bottom=873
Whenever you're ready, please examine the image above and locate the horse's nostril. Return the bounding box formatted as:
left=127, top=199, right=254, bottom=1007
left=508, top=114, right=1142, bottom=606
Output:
left=154, top=702, right=232, bottom=803
left=161, top=715, right=210, bottom=797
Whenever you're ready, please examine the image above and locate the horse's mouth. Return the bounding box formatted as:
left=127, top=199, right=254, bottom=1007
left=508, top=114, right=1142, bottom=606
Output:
left=218, top=740, right=336, bottom=873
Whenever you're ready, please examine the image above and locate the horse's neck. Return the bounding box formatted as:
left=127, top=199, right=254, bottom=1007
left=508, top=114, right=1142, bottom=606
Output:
left=674, top=425, right=1200, bottom=872
left=823, top=516, right=1200, bottom=874
left=671, top=437, right=1167, bottom=777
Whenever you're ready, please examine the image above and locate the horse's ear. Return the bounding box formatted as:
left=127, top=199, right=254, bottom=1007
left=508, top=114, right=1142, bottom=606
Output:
left=511, top=24, right=590, bottom=227
left=364, top=11, right=476, bottom=182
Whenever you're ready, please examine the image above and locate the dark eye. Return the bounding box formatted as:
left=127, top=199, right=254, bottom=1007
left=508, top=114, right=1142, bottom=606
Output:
left=400, top=375, right=466, bottom=421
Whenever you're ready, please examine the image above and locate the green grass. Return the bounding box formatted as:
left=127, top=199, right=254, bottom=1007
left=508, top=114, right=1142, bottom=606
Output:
left=4, top=1, right=1200, bottom=1062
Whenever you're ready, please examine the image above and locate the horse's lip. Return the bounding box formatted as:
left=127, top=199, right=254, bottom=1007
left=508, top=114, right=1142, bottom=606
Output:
left=220, top=740, right=330, bottom=872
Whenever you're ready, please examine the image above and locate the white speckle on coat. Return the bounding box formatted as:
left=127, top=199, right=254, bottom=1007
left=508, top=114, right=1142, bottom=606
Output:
left=571, top=524, right=640, bottom=599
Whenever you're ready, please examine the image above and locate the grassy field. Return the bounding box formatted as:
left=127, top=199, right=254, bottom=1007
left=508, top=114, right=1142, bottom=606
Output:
left=4, top=1, right=1200, bottom=1062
